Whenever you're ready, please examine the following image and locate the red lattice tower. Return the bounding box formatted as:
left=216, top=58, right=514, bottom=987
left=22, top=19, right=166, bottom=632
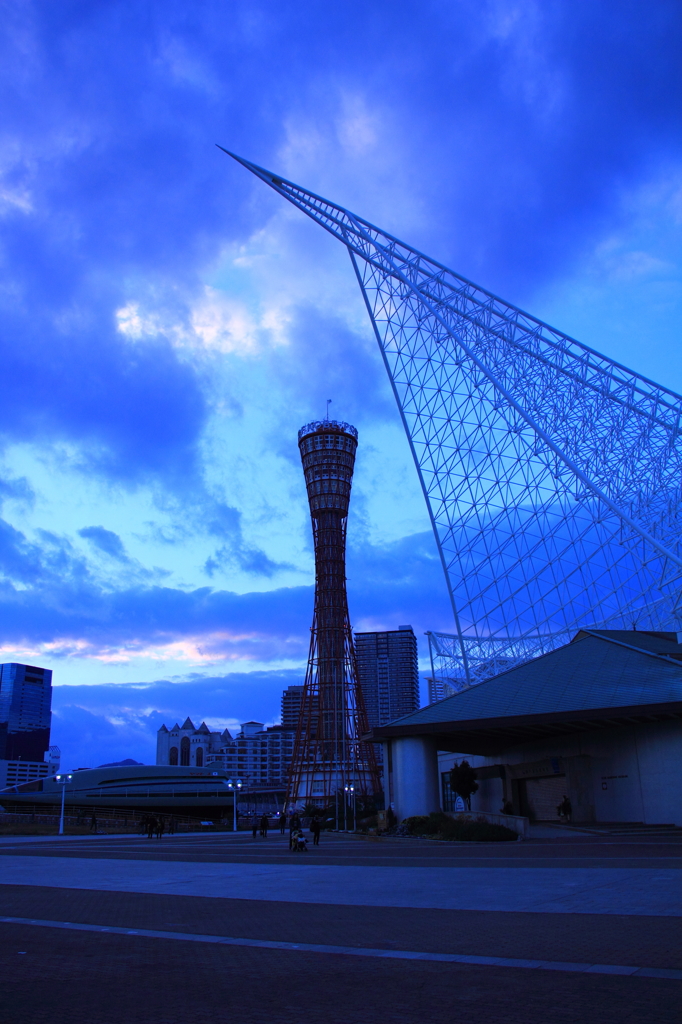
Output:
left=286, top=419, right=381, bottom=811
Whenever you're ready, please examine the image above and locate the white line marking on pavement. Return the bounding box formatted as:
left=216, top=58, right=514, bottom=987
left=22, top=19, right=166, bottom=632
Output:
left=0, top=915, right=679, bottom=979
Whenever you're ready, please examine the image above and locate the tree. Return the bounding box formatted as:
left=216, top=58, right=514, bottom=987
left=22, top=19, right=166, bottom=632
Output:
left=449, top=761, right=479, bottom=810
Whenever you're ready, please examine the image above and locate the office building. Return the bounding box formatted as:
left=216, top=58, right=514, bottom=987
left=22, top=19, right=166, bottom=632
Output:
left=0, top=663, right=53, bottom=762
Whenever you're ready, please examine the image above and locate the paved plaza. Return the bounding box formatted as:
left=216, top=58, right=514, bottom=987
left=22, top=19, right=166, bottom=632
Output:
left=0, top=830, right=680, bottom=1023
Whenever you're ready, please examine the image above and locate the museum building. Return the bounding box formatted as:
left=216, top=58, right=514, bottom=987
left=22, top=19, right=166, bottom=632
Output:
left=372, top=629, right=682, bottom=827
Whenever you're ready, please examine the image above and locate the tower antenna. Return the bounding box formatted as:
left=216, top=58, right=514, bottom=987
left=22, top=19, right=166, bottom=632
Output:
left=326, top=398, right=332, bottom=421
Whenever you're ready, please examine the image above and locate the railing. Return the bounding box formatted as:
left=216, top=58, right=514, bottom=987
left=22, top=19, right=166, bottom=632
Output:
left=0, top=805, right=227, bottom=831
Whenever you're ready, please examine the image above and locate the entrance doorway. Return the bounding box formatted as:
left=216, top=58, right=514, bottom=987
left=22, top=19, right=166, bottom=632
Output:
left=520, top=775, right=566, bottom=820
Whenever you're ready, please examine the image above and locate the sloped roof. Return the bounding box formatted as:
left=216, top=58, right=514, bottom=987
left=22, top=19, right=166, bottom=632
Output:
left=576, top=629, right=682, bottom=659
left=372, top=631, right=682, bottom=754
left=181, top=717, right=195, bottom=730
left=196, top=721, right=211, bottom=734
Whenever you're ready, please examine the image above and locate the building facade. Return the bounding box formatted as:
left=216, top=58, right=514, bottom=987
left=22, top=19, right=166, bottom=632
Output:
left=0, top=746, right=61, bottom=791
left=427, top=677, right=457, bottom=705
left=156, top=717, right=296, bottom=787
left=0, top=663, right=53, bottom=762
left=215, top=723, right=295, bottom=787
left=355, top=626, right=420, bottom=729
left=156, top=718, right=232, bottom=768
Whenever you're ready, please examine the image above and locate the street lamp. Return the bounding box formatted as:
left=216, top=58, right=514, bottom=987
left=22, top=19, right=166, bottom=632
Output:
left=227, top=778, right=242, bottom=832
left=55, top=774, right=73, bottom=835
left=344, top=784, right=355, bottom=832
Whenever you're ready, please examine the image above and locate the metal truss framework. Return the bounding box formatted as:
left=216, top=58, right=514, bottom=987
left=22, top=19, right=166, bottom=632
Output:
left=221, top=149, right=682, bottom=687
left=289, top=420, right=381, bottom=808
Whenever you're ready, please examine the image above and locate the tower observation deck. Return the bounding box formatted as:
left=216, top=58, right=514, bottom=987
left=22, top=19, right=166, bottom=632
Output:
left=287, top=420, right=380, bottom=809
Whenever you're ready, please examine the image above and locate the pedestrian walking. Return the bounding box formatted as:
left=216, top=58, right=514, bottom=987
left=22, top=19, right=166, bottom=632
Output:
left=155, top=816, right=165, bottom=839
left=310, top=816, right=321, bottom=846
left=89, top=812, right=98, bottom=833
left=279, top=813, right=287, bottom=835
left=252, top=814, right=259, bottom=838
left=260, top=813, right=269, bottom=838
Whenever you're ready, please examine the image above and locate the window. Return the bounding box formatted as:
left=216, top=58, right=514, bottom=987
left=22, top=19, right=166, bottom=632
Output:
left=169, top=746, right=178, bottom=765
left=180, top=736, right=190, bottom=766
left=195, top=747, right=204, bottom=767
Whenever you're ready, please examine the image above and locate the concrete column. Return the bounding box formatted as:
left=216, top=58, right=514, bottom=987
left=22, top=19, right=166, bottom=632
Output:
left=382, top=741, right=393, bottom=812
left=392, top=735, right=441, bottom=821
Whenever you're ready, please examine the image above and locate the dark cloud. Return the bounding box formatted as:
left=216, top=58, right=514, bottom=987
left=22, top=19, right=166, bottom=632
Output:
left=266, top=304, right=395, bottom=453
left=0, top=524, right=449, bottom=656
left=50, top=668, right=307, bottom=770
left=0, top=0, right=678, bottom=478
left=78, top=526, right=128, bottom=561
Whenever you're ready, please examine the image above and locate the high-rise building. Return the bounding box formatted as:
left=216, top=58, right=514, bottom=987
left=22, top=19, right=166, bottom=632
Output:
left=0, top=663, right=53, bottom=762
left=281, top=685, right=304, bottom=729
left=427, top=677, right=457, bottom=705
left=287, top=419, right=380, bottom=807
left=355, top=627, right=420, bottom=728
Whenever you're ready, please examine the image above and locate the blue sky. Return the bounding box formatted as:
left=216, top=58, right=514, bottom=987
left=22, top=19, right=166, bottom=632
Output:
left=0, top=1, right=680, bottom=770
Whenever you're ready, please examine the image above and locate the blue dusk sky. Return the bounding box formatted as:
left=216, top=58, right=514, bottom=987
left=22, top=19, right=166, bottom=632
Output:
left=0, top=2, right=680, bottom=770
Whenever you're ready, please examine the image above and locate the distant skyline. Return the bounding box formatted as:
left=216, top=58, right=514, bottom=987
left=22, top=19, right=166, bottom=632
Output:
left=0, top=2, right=680, bottom=769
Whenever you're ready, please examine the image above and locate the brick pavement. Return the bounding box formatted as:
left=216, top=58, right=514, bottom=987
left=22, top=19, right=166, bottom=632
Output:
left=2, top=830, right=681, bottom=868
left=0, top=884, right=680, bottom=969
left=1, top=922, right=678, bottom=1024
left=1, top=831, right=680, bottom=1023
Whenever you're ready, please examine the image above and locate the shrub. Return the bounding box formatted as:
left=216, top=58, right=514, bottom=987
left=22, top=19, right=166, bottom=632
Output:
left=441, top=818, right=517, bottom=842
left=401, top=813, right=517, bottom=842
left=401, top=814, right=433, bottom=835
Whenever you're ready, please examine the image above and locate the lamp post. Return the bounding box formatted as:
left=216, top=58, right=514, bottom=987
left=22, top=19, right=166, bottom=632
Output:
left=55, top=774, right=73, bottom=835
left=344, top=784, right=355, bottom=832
left=227, top=778, right=242, bottom=832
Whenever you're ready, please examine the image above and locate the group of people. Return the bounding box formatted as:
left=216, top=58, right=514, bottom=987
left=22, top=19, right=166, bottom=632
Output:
left=139, top=813, right=172, bottom=838
left=247, top=811, right=323, bottom=850
left=251, top=813, right=271, bottom=838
